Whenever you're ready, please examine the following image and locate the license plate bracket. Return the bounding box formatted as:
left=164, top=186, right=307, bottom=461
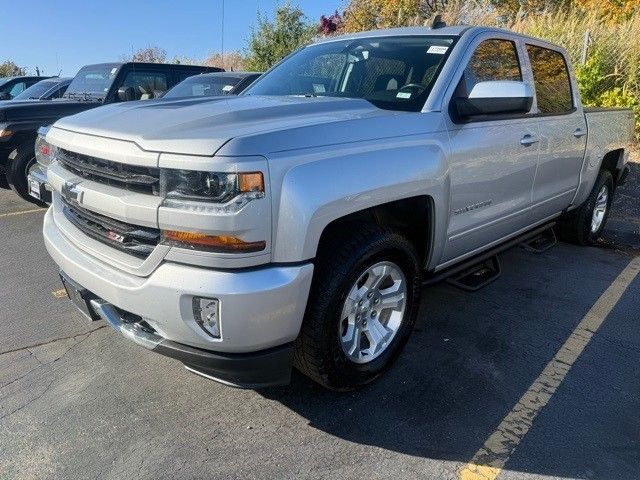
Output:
left=59, top=272, right=100, bottom=321
left=28, top=177, right=45, bottom=201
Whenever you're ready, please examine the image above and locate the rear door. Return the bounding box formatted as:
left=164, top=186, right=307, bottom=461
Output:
left=441, top=35, right=540, bottom=264
left=526, top=44, right=587, bottom=219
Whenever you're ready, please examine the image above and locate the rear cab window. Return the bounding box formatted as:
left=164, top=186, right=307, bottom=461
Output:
left=526, top=45, right=573, bottom=114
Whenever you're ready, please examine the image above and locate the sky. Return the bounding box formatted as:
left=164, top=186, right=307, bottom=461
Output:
left=2, top=0, right=344, bottom=76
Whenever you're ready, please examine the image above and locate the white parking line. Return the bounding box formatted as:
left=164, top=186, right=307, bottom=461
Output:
left=459, top=255, right=640, bottom=480
left=0, top=208, right=45, bottom=219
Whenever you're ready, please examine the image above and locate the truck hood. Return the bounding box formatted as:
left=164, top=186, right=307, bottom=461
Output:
left=52, top=95, right=419, bottom=157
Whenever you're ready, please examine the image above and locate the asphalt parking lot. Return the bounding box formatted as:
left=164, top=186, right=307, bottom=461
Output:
left=1, top=178, right=639, bottom=480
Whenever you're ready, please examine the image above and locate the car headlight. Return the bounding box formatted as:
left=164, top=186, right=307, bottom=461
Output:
left=35, top=126, right=56, bottom=167
left=159, top=169, right=267, bottom=253
left=0, top=123, right=12, bottom=140
left=160, top=169, right=264, bottom=204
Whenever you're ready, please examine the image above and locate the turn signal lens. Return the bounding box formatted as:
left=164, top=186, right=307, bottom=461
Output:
left=238, top=172, right=264, bottom=193
left=162, top=230, right=266, bottom=253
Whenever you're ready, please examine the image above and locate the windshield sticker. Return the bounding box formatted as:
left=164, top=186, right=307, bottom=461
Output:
left=427, top=45, right=448, bottom=55
left=313, top=83, right=326, bottom=93
left=222, top=85, right=234, bottom=92
left=396, top=92, right=412, bottom=99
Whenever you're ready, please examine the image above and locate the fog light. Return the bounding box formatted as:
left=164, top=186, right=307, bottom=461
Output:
left=192, top=297, right=221, bottom=338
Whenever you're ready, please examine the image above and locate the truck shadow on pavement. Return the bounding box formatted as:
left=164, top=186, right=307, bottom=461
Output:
left=259, top=244, right=640, bottom=480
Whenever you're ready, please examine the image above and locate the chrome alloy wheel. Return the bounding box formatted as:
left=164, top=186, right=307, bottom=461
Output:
left=339, top=261, right=407, bottom=364
left=591, top=185, right=609, bottom=234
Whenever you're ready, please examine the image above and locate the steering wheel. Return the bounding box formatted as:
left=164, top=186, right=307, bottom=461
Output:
left=397, top=83, right=426, bottom=96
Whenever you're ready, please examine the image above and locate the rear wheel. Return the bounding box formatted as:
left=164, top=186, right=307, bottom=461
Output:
left=6, top=143, right=47, bottom=207
left=557, top=170, right=613, bottom=245
left=294, top=226, right=422, bottom=390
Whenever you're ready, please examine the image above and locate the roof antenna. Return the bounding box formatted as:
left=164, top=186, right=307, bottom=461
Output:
left=431, top=14, right=446, bottom=29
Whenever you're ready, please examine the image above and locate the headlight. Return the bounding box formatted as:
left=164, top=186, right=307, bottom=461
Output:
left=0, top=123, right=12, bottom=140
left=160, top=169, right=264, bottom=204
left=35, top=126, right=56, bottom=167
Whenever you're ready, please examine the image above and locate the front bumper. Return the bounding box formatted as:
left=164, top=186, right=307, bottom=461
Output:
left=43, top=207, right=314, bottom=386
left=90, top=297, right=295, bottom=388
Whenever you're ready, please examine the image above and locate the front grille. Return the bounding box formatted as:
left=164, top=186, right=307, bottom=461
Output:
left=62, top=199, right=160, bottom=259
left=57, top=149, right=160, bottom=195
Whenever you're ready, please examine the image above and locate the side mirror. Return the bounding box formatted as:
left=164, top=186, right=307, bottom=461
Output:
left=0, top=92, right=11, bottom=101
left=454, top=81, right=533, bottom=119
left=117, top=86, right=136, bottom=102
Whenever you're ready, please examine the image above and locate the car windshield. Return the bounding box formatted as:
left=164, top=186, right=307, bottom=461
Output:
left=64, top=65, right=119, bottom=100
left=13, top=80, right=58, bottom=100
left=164, top=75, right=244, bottom=99
left=244, top=35, right=456, bottom=112
left=0, top=77, right=15, bottom=87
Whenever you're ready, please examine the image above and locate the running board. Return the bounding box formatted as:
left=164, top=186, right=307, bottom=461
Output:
left=445, top=255, right=501, bottom=292
left=423, top=222, right=556, bottom=289
left=520, top=227, right=557, bottom=254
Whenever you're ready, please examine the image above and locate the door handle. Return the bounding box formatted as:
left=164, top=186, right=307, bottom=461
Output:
left=520, top=134, right=539, bottom=146
left=573, top=128, right=587, bottom=138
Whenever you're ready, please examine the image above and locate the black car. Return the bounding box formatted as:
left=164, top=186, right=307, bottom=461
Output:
left=162, top=71, right=261, bottom=99
left=0, top=76, right=51, bottom=101
left=10, top=77, right=72, bottom=101
left=0, top=62, right=222, bottom=202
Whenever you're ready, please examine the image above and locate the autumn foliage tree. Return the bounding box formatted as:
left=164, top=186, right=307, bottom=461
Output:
left=124, top=46, right=167, bottom=63
left=0, top=60, right=26, bottom=77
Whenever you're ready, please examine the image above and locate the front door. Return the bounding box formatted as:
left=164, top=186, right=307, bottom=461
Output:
left=441, top=37, right=540, bottom=265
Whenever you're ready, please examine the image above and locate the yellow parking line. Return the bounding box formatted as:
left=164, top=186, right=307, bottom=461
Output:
left=52, top=288, right=68, bottom=299
left=459, top=255, right=640, bottom=480
left=0, top=208, right=45, bottom=219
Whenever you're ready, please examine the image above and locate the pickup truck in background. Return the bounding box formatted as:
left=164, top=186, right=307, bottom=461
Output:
left=0, top=62, right=222, bottom=201
left=39, top=26, right=634, bottom=390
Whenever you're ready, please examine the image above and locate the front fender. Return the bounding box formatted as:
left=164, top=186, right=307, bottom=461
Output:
left=270, top=133, right=450, bottom=263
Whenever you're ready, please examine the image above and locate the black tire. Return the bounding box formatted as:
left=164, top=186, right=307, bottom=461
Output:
left=557, top=170, right=614, bottom=245
left=294, top=225, right=422, bottom=390
left=6, top=142, right=47, bottom=207
left=0, top=171, right=8, bottom=189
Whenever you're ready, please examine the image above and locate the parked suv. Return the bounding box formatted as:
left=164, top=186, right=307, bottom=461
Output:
left=9, top=77, right=72, bottom=102
left=0, top=76, right=50, bottom=101
left=0, top=62, right=222, bottom=201
left=41, top=26, right=634, bottom=390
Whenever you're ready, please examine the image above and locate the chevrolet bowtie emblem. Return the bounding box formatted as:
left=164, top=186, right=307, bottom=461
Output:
left=61, top=181, right=83, bottom=204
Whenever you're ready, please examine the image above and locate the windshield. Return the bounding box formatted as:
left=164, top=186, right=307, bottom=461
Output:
left=64, top=65, right=119, bottom=100
left=244, top=35, right=456, bottom=112
left=0, top=77, right=15, bottom=87
left=13, top=80, right=58, bottom=100
left=164, top=75, right=244, bottom=99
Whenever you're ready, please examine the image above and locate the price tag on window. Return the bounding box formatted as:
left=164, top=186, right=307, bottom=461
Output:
left=427, top=46, right=448, bottom=55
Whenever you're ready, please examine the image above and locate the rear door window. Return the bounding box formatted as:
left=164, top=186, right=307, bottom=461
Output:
left=526, top=45, right=573, bottom=114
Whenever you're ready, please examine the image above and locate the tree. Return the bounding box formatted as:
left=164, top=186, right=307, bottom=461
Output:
left=244, top=5, right=316, bottom=71
left=319, top=10, right=344, bottom=36
left=204, top=51, right=246, bottom=71
left=0, top=60, right=26, bottom=77
left=124, top=46, right=167, bottom=63
left=341, top=0, right=436, bottom=32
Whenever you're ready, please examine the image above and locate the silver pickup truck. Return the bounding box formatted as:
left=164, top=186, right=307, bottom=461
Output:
left=39, top=25, right=634, bottom=390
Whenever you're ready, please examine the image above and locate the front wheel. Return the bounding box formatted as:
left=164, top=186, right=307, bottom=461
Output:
left=6, top=143, right=47, bottom=207
left=294, top=226, right=422, bottom=390
left=557, top=169, right=614, bottom=245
